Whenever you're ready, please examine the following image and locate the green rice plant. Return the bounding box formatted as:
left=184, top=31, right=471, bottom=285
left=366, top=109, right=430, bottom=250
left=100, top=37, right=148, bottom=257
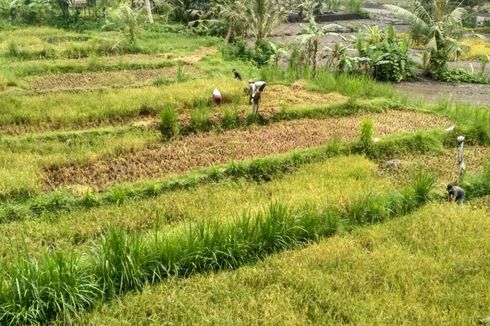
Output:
left=6, top=41, right=24, bottom=58
left=346, top=193, right=393, bottom=226
left=433, top=99, right=490, bottom=146
left=176, top=63, right=187, bottom=82
left=220, top=106, right=240, bottom=130
left=159, top=107, right=180, bottom=140
left=80, top=192, right=101, bottom=209
left=153, top=76, right=170, bottom=86
left=410, top=171, right=437, bottom=206
left=91, top=229, right=151, bottom=297
left=463, top=161, right=490, bottom=199
left=344, top=0, right=364, bottom=12
left=0, top=253, right=100, bottom=325
left=371, top=131, right=444, bottom=159
left=191, top=107, right=212, bottom=132
left=309, top=70, right=395, bottom=99
left=356, top=118, right=375, bottom=156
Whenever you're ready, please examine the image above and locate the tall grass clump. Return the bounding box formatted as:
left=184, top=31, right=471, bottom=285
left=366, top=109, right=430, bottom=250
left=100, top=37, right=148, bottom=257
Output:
left=221, top=106, right=240, bottom=130
left=191, top=107, right=212, bottom=132
left=159, top=107, right=179, bottom=140
left=0, top=253, right=100, bottom=325
left=92, top=229, right=150, bottom=297
left=356, top=118, right=375, bottom=156
left=411, top=171, right=437, bottom=205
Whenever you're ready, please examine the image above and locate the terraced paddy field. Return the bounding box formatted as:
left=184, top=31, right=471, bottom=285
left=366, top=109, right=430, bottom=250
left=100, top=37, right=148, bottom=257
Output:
left=0, top=25, right=488, bottom=325
left=80, top=203, right=490, bottom=325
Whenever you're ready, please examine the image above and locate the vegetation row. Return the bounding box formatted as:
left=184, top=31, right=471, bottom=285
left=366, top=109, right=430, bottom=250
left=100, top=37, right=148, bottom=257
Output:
left=2, top=119, right=489, bottom=223
left=0, top=170, right=438, bottom=325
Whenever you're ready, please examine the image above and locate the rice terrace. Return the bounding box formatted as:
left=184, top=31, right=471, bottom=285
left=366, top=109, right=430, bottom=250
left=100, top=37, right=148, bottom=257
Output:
left=0, top=0, right=489, bottom=324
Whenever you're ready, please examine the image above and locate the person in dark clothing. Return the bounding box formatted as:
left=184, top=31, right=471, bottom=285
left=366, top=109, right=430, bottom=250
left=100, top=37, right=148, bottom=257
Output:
left=447, top=184, right=465, bottom=205
left=233, top=69, right=242, bottom=80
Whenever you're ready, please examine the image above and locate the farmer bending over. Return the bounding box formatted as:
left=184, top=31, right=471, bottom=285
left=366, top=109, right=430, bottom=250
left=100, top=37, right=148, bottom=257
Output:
left=248, top=80, right=266, bottom=116
left=447, top=184, right=465, bottom=205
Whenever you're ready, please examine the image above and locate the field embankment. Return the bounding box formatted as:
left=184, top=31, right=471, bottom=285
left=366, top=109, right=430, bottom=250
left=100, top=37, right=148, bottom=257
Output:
left=45, top=110, right=451, bottom=190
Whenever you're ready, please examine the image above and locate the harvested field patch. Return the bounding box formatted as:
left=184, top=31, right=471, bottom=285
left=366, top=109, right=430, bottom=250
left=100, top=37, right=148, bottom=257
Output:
left=27, top=66, right=200, bottom=92
left=262, top=85, right=347, bottom=110
left=45, top=110, right=452, bottom=190
left=379, top=146, right=490, bottom=185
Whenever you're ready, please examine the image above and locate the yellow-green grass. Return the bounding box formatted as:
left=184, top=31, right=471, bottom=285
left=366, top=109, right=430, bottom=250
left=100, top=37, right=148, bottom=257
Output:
left=79, top=203, right=490, bottom=325
left=0, top=156, right=394, bottom=262
left=461, top=38, right=490, bottom=60
left=0, top=127, right=159, bottom=199
left=0, top=26, right=221, bottom=60
left=378, top=146, right=490, bottom=187
left=0, top=78, right=245, bottom=133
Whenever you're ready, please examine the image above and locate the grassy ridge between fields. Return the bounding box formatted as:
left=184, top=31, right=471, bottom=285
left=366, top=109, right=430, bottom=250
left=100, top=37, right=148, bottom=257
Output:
left=0, top=171, right=437, bottom=325
left=0, top=97, right=400, bottom=202
left=0, top=125, right=446, bottom=223
left=0, top=156, right=394, bottom=263
left=2, top=117, right=488, bottom=224
left=80, top=202, right=490, bottom=325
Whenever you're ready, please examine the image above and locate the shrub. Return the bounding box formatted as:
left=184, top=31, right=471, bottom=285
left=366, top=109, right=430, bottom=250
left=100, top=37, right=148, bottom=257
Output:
left=160, top=107, right=179, bottom=140
left=341, top=25, right=415, bottom=82
left=437, top=69, right=489, bottom=84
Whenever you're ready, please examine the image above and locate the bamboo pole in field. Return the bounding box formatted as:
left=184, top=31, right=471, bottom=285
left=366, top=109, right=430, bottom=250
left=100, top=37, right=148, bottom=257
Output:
left=457, top=135, right=465, bottom=184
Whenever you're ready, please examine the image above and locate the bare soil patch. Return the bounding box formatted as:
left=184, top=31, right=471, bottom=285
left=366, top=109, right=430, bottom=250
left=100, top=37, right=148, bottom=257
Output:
left=394, top=80, right=490, bottom=106
left=45, top=110, right=452, bottom=190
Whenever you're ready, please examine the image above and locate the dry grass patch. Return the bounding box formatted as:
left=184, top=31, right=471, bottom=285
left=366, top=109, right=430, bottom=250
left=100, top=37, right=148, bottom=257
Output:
left=379, top=146, right=490, bottom=186
left=27, top=66, right=199, bottom=92
left=45, top=111, right=451, bottom=190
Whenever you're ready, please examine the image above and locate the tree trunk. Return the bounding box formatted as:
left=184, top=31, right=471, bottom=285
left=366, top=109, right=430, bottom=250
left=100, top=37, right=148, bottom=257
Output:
left=225, top=22, right=233, bottom=44
left=145, top=0, right=153, bottom=24
left=313, top=38, right=318, bottom=76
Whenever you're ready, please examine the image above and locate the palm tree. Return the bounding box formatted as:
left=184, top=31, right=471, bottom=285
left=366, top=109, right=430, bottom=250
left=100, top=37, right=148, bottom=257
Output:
left=298, top=16, right=339, bottom=75
left=217, top=0, right=291, bottom=45
left=144, top=0, right=153, bottom=23
left=112, top=3, right=141, bottom=46
left=384, top=0, right=466, bottom=75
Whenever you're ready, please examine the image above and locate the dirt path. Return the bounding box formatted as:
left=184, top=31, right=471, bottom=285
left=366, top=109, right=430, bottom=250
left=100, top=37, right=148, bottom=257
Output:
left=45, top=111, right=452, bottom=190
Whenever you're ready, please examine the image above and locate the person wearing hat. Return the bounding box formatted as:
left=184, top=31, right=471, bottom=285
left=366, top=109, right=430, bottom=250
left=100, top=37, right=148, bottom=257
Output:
left=247, top=80, right=267, bottom=116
